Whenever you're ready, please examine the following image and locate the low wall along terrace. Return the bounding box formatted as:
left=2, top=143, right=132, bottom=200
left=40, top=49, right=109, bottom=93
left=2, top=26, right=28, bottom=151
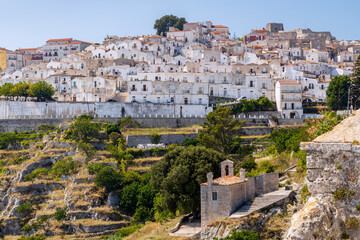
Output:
left=0, top=101, right=212, bottom=119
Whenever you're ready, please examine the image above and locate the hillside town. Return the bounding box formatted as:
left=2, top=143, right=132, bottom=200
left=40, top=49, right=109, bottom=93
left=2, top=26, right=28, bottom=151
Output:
left=2, top=8, right=360, bottom=240
left=1, top=21, right=358, bottom=118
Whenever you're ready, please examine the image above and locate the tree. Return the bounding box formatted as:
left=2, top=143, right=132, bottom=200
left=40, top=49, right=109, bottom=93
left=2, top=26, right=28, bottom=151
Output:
left=258, top=97, right=273, bottom=111
left=94, top=166, right=123, bottom=193
left=119, top=182, right=140, bottom=215
left=28, top=81, right=55, bottom=100
left=66, top=115, right=100, bottom=142
left=150, top=146, right=226, bottom=214
left=352, top=55, right=360, bottom=108
left=198, top=107, right=245, bottom=154
left=105, top=123, right=120, bottom=136
left=0, top=132, right=18, bottom=149
left=0, top=83, right=14, bottom=96
left=154, top=15, right=187, bottom=35
left=11, top=81, right=31, bottom=98
left=326, top=75, right=351, bottom=111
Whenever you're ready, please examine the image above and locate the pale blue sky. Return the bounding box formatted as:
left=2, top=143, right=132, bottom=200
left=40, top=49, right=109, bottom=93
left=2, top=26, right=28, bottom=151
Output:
left=1, top=0, right=359, bottom=50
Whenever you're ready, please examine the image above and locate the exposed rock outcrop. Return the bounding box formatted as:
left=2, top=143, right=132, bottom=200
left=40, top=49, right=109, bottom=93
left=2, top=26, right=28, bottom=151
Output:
left=286, top=112, right=360, bottom=239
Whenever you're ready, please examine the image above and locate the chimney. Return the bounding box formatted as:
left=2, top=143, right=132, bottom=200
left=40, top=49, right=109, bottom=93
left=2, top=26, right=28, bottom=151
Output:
left=207, top=172, right=213, bottom=185
left=239, top=169, right=246, bottom=181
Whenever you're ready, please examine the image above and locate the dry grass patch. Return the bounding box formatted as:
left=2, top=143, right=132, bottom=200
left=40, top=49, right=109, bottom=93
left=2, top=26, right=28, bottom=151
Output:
left=133, top=157, right=162, bottom=166
left=124, top=125, right=200, bottom=136
left=128, top=166, right=151, bottom=173
left=124, top=216, right=192, bottom=240
left=260, top=213, right=291, bottom=239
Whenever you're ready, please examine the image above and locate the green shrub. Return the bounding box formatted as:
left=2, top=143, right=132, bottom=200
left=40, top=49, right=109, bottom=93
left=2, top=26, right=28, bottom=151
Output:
left=50, top=157, right=78, bottom=179
left=181, top=138, right=201, bottom=147
left=9, top=156, right=25, bottom=165
left=109, top=132, right=122, bottom=144
left=345, top=217, right=359, bottom=229
left=65, top=115, right=100, bottom=142
left=150, top=133, right=161, bottom=144
left=78, top=141, right=96, bottom=158
left=87, top=163, right=106, bottom=174
left=0, top=132, right=18, bottom=149
left=106, top=224, right=143, bottom=239
left=24, top=168, right=48, bottom=182
left=241, top=157, right=257, bottom=171
left=105, top=123, right=120, bottom=136
left=18, top=234, right=46, bottom=240
left=285, top=180, right=292, bottom=185
left=356, top=204, right=360, bottom=211
left=21, top=140, right=31, bottom=149
left=37, top=144, right=45, bottom=150
left=220, top=229, right=259, bottom=240
left=133, top=206, right=154, bottom=223
left=333, top=187, right=355, bottom=201
left=117, top=116, right=140, bottom=130
left=21, top=224, right=31, bottom=232
left=37, top=124, right=55, bottom=133
left=300, top=185, right=309, bottom=204
left=94, top=166, right=123, bottom=193
left=53, top=208, right=66, bottom=222
left=295, top=151, right=307, bottom=172
left=16, top=202, right=33, bottom=214
left=337, top=165, right=342, bottom=170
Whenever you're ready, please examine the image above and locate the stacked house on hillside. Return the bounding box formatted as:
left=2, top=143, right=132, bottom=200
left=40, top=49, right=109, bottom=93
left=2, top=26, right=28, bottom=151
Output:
left=0, top=21, right=358, bottom=118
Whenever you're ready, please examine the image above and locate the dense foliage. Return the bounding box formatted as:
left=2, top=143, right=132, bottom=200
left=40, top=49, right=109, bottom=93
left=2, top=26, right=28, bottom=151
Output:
left=306, top=111, right=343, bottom=139
left=198, top=107, right=245, bottom=154
left=0, top=81, right=55, bottom=100
left=232, top=97, right=274, bottom=114
left=352, top=55, right=360, bottom=108
left=326, top=75, right=351, bottom=111
left=154, top=15, right=187, bottom=35
left=94, top=166, right=123, bottom=193
left=65, top=115, right=100, bottom=142
left=150, top=146, right=225, bottom=214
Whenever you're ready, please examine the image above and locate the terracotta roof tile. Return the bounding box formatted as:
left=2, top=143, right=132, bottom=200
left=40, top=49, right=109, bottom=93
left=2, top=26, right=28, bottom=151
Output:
left=202, top=175, right=245, bottom=186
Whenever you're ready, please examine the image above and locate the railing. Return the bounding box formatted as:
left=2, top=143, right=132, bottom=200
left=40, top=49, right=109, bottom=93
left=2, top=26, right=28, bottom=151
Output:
left=282, top=98, right=302, bottom=102
left=281, top=90, right=302, bottom=93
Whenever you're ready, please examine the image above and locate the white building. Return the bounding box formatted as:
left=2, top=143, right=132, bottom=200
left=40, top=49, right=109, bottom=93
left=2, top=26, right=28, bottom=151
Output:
left=275, top=80, right=303, bottom=118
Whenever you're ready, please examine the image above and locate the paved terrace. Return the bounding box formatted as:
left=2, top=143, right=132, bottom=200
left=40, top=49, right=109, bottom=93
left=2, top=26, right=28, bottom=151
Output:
left=229, top=190, right=293, bottom=219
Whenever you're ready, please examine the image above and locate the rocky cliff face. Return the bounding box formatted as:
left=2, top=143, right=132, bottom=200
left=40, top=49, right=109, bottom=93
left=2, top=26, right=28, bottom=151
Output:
left=286, top=112, right=360, bottom=239
left=0, top=135, right=130, bottom=238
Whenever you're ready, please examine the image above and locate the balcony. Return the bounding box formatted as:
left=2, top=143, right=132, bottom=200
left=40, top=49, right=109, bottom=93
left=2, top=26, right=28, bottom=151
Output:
left=282, top=98, right=302, bottom=102
left=281, top=90, right=301, bottom=93
left=183, top=90, right=190, bottom=93
left=282, top=107, right=302, bottom=110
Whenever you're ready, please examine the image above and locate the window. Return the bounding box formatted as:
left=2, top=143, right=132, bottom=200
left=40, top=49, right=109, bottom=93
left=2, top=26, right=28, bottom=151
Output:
left=291, top=103, right=295, bottom=109
left=157, top=97, right=160, bottom=103
left=212, top=192, right=217, bottom=201
left=199, top=98, right=202, bottom=104
left=143, top=85, right=147, bottom=91
left=132, top=85, right=136, bottom=91
left=250, top=81, right=254, bottom=87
